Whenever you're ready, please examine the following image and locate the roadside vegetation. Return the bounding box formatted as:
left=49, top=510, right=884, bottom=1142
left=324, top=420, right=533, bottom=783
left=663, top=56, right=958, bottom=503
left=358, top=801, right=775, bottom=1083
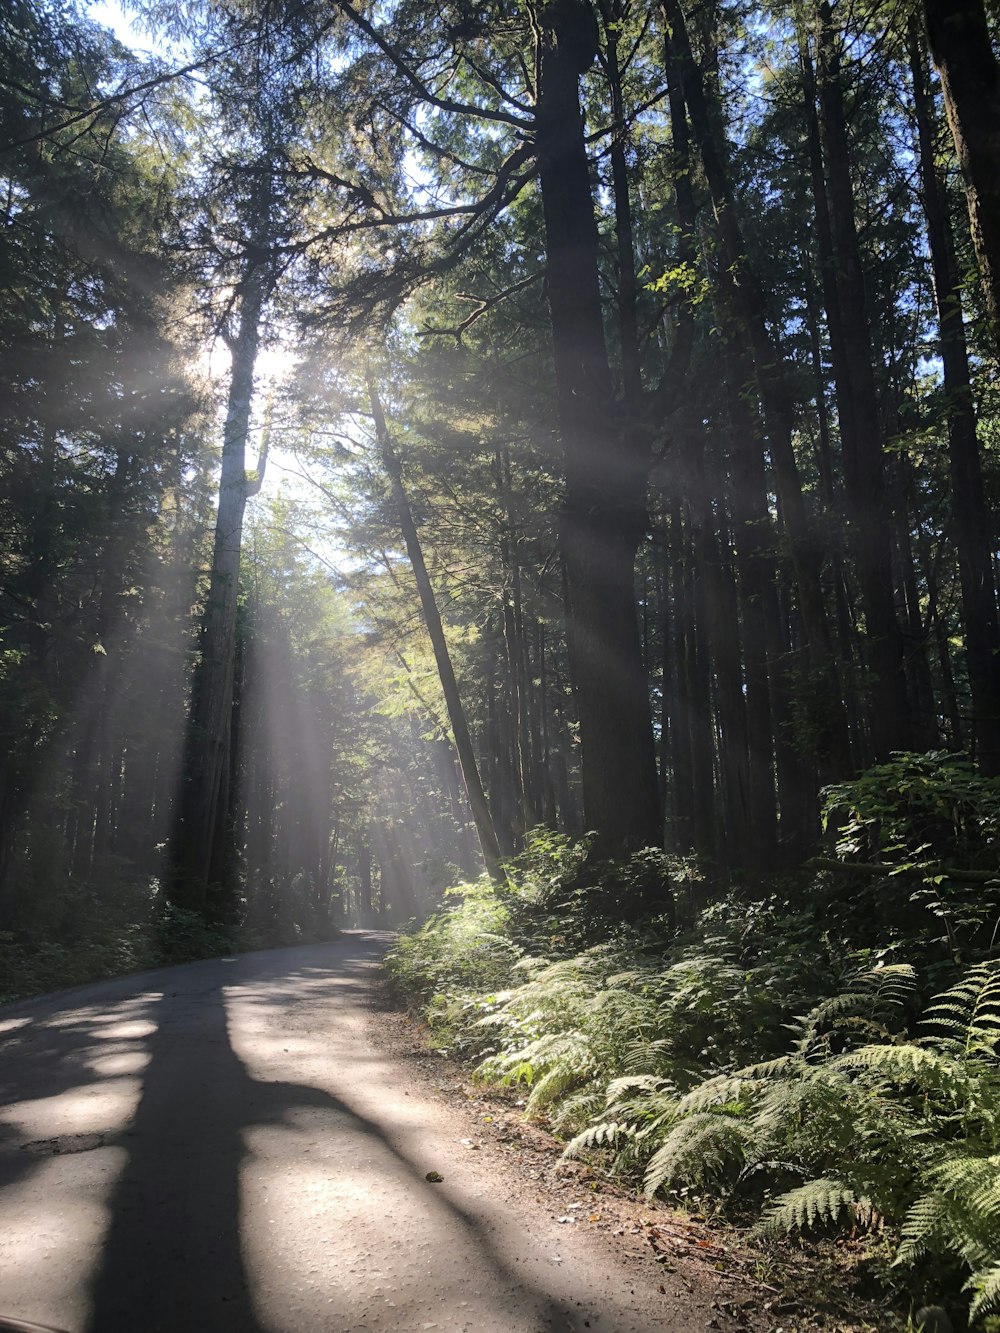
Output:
left=387, top=752, right=1000, bottom=1330
left=0, top=893, right=340, bottom=1005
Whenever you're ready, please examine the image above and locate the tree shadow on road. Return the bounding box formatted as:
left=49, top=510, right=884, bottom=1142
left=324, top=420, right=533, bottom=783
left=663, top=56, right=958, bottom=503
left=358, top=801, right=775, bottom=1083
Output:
left=84, top=942, right=591, bottom=1333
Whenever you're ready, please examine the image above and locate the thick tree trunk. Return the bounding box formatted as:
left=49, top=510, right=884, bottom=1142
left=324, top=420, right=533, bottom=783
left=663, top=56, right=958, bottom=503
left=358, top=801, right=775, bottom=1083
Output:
left=601, top=0, right=642, bottom=408
left=535, top=2, right=661, bottom=857
left=801, top=233, right=860, bottom=730
left=688, top=425, right=750, bottom=864
left=357, top=835, right=373, bottom=924
left=722, top=356, right=780, bottom=866
left=170, top=261, right=268, bottom=911
left=924, top=0, right=1000, bottom=346
left=910, top=23, right=1000, bottom=772
left=536, top=622, right=560, bottom=827
left=662, top=0, right=851, bottom=782
left=666, top=510, right=694, bottom=849
left=682, top=523, right=715, bottom=855
left=813, top=4, right=913, bottom=759
left=497, top=444, right=540, bottom=828
left=894, top=461, right=940, bottom=750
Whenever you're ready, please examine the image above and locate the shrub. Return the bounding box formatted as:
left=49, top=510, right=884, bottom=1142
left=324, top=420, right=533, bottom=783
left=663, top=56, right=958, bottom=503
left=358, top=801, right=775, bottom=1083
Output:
left=818, top=752, right=1000, bottom=960
left=384, top=876, right=521, bottom=1050
left=572, top=960, right=1000, bottom=1324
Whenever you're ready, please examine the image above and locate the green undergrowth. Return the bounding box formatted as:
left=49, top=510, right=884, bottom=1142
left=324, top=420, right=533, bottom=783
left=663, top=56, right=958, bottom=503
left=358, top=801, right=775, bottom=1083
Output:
left=386, top=756, right=1000, bottom=1329
left=0, top=878, right=340, bottom=1004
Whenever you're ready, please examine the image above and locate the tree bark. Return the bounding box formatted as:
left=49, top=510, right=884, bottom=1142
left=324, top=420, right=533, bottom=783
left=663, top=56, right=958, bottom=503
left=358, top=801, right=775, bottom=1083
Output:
left=662, top=0, right=851, bottom=782
left=924, top=0, right=1000, bottom=346
left=910, top=21, right=1000, bottom=772
left=812, top=3, right=913, bottom=760
left=534, top=0, right=661, bottom=856
left=170, top=258, right=269, bottom=911
left=367, top=373, right=505, bottom=881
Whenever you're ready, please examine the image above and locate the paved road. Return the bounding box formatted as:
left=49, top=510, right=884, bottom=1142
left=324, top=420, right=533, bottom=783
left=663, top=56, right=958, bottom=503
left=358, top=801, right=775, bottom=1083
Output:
left=0, top=933, right=719, bottom=1332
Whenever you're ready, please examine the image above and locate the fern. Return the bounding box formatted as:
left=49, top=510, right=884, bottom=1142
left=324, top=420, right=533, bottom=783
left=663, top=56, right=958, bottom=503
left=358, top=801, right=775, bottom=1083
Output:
left=921, top=962, right=1000, bottom=1058
left=899, top=1151, right=1000, bottom=1267
left=789, top=963, right=916, bottom=1057
left=563, top=1120, right=637, bottom=1155
left=478, top=1029, right=598, bottom=1113
left=895, top=1190, right=953, bottom=1265
left=831, top=1042, right=974, bottom=1101
left=624, top=960, right=1000, bottom=1324
left=968, top=1261, right=1000, bottom=1321
left=755, top=1178, right=874, bottom=1237
left=605, top=1073, right=672, bottom=1103
left=563, top=1075, right=680, bottom=1169
left=643, top=1112, right=755, bottom=1196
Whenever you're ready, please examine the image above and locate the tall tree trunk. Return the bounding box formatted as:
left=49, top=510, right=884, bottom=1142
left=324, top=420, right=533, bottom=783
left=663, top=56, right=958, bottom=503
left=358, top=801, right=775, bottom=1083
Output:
left=170, top=259, right=269, bottom=911
left=497, top=443, right=539, bottom=827
left=601, top=0, right=642, bottom=408
left=722, top=356, right=780, bottom=866
left=924, top=0, right=1000, bottom=346
left=536, top=622, right=560, bottom=827
left=666, top=509, right=695, bottom=849
left=357, top=834, right=373, bottom=924
left=910, top=22, right=1000, bottom=772
left=367, top=374, right=505, bottom=881
left=813, top=3, right=913, bottom=759
left=662, top=0, right=851, bottom=782
left=801, top=232, right=860, bottom=738
left=683, top=518, right=716, bottom=855
left=894, top=459, right=940, bottom=750
left=535, top=1, right=661, bottom=856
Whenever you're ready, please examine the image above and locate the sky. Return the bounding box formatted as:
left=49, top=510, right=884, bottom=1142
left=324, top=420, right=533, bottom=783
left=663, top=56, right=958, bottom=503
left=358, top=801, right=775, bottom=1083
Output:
left=84, top=0, right=352, bottom=566
left=88, top=0, right=159, bottom=54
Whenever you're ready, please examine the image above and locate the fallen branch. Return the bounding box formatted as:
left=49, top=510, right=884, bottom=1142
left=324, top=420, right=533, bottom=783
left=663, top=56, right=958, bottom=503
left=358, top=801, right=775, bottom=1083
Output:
left=807, top=857, right=999, bottom=884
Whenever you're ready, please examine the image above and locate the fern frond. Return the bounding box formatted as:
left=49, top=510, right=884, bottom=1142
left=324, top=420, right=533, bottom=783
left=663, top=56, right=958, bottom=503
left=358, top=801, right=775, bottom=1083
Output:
left=562, top=1120, right=636, bottom=1157
left=790, top=965, right=916, bottom=1055
left=477, top=1030, right=596, bottom=1095
left=605, top=1073, right=673, bottom=1103
left=896, top=1192, right=952, bottom=1265
left=620, top=1038, right=675, bottom=1075
left=831, top=1042, right=970, bottom=1096
left=930, top=1152, right=1000, bottom=1271
left=898, top=1150, right=1000, bottom=1278
left=738, top=1055, right=802, bottom=1080
left=527, top=1061, right=588, bottom=1113
left=643, top=1112, right=753, bottom=1197
left=749, top=1075, right=854, bottom=1146
left=754, top=1178, right=873, bottom=1237
left=923, top=963, right=1000, bottom=1058
left=968, top=1261, right=1000, bottom=1320
left=675, top=1074, right=748, bottom=1115
left=548, top=1086, right=605, bottom=1131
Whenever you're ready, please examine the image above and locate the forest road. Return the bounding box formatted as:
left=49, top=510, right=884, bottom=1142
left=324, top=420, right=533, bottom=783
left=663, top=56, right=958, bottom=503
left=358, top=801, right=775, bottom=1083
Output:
left=0, top=933, right=735, bottom=1333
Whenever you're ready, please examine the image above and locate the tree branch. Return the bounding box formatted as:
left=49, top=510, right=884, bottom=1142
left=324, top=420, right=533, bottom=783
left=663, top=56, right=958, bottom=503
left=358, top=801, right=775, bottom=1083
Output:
left=416, top=270, right=544, bottom=340
left=333, top=0, right=534, bottom=131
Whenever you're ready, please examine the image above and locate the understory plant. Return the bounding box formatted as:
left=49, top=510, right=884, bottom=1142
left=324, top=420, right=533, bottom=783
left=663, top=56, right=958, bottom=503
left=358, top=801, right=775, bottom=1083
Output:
left=384, top=876, right=522, bottom=1049
left=387, top=766, right=1000, bottom=1325
left=818, top=753, right=1000, bottom=961
left=568, top=961, right=1000, bottom=1323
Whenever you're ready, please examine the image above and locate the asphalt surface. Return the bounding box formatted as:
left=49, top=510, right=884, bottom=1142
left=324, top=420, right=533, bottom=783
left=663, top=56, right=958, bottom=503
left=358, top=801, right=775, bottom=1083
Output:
left=0, top=933, right=718, bottom=1332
